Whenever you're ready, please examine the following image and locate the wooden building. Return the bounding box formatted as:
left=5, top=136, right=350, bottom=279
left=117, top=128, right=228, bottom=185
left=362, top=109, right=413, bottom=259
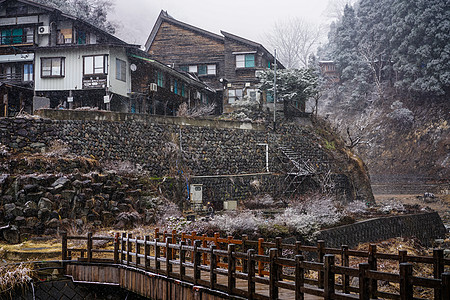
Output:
left=0, top=0, right=214, bottom=116
left=145, top=10, right=284, bottom=113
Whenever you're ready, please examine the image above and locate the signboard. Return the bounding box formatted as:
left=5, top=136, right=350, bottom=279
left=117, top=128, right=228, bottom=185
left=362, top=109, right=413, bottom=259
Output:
left=83, top=77, right=107, bottom=89
left=67, top=96, right=73, bottom=103
left=103, top=95, right=110, bottom=104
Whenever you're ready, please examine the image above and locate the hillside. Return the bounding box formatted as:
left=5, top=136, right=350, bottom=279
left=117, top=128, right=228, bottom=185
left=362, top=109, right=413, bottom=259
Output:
left=319, top=89, right=449, bottom=191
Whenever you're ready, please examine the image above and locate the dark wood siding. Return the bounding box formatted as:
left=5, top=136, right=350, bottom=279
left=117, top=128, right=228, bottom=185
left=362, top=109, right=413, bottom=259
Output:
left=148, top=21, right=225, bottom=90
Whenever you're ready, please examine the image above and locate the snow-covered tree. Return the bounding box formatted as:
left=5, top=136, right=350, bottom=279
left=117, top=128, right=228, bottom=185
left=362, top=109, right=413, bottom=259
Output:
left=326, top=0, right=450, bottom=97
left=258, top=68, right=319, bottom=110
left=35, top=0, right=117, bottom=34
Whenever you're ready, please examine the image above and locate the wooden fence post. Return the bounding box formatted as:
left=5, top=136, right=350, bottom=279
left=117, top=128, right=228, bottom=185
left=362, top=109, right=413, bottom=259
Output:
left=398, top=250, right=407, bottom=263
left=242, top=234, right=248, bottom=273
left=193, top=240, right=201, bottom=285
left=166, top=237, right=172, bottom=278
left=433, top=249, right=444, bottom=300
left=121, top=232, right=126, bottom=262
left=317, top=240, right=325, bottom=289
left=61, top=231, right=67, bottom=262
left=135, top=236, right=141, bottom=267
left=114, top=232, right=119, bottom=264
left=144, top=235, right=150, bottom=269
left=368, top=244, right=378, bottom=299
left=399, top=263, right=413, bottom=300
left=295, top=255, right=304, bottom=300
left=126, top=233, right=132, bottom=265
left=163, top=230, right=167, bottom=258
left=191, top=231, right=197, bottom=263
left=295, top=241, right=303, bottom=256
left=154, top=228, right=159, bottom=240
left=180, top=241, right=186, bottom=279
left=155, top=238, right=160, bottom=271
left=87, top=232, right=93, bottom=262
left=248, top=249, right=256, bottom=300
left=210, top=245, right=217, bottom=290
left=202, top=234, right=207, bottom=264
left=172, top=229, right=177, bottom=243
left=324, top=254, right=335, bottom=300
left=442, top=272, right=450, bottom=300
left=341, top=245, right=349, bottom=294
left=258, top=238, right=264, bottom=276
left=228, top=244, right=236, bottom=295
left=269, top=248, right=279, bottom=300
left=359, top=263, right=370, bottom=300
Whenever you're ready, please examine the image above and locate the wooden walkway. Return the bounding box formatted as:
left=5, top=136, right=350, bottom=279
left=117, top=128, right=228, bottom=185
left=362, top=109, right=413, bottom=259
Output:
left=62, top=231, right=450, bottom=300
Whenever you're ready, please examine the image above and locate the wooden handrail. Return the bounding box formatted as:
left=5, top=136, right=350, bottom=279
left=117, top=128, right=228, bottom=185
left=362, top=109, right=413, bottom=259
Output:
left=61, top=231, right=450, bottom=300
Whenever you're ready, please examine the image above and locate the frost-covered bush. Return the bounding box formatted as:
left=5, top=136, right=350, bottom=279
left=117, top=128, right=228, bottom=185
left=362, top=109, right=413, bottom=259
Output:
left=344, top=201, right=368, bottom=214
left=387, top=101, right=414, bottom=128
left=243, top=194, right=281, bottom=210
left=380, top=200, right=405, bottom=214
left=162, top=216, right=192, bottom=232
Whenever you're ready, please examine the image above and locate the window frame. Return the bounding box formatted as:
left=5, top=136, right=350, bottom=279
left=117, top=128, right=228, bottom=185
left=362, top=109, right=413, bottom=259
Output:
left=228, top=88, right=243, bottom=104
left=41, top=57, right=65, bottom=78
left=23, top=63, right=33, bottom=82
left=115, top=58, right=127, bottom=82
left=83, top=54, right=108, bottom=76
left=236, top=54, right=255, bottom=68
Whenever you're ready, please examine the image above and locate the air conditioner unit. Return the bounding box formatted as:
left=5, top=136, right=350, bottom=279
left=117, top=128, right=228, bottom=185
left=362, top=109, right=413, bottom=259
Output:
left=149, top=83, right=157, bottom=92
left=38, top=26, right=50, bottom=35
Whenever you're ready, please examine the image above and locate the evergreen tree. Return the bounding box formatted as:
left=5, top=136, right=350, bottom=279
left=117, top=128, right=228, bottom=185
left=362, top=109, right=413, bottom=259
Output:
left=326, top=0, right=450, bottom=97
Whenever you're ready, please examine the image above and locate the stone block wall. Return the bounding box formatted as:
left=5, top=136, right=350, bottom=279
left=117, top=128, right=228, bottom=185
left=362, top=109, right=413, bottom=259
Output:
left=317, top=212, right=447, bottom=248
left=0, top=110, right=370, bottom=204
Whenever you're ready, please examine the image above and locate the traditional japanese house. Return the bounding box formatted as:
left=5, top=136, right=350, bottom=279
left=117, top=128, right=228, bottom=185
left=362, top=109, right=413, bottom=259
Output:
left=145, top=10, right=284, bottom=113
left=0, top=0, right=214, bottom=115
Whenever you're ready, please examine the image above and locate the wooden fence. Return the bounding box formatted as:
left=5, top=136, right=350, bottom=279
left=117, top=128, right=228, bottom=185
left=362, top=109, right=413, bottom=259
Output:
left=61, top=230, right=450, bottom=300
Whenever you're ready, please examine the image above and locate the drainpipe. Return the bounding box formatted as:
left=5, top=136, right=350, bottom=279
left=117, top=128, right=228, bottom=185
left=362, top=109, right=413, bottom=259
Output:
left=257, top=143, right=269, bottom=172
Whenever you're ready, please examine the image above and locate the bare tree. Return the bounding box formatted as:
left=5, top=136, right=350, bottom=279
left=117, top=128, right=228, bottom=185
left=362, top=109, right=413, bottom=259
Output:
left=263, top=18, right=323, bottom=69
left=324, top=0, right=358, bottom=21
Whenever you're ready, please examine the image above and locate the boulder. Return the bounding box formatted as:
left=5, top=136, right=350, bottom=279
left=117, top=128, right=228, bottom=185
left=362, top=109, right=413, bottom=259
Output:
left=2, top=225, right=20, bottom=244
left=38, top=197, right=53, bottom=211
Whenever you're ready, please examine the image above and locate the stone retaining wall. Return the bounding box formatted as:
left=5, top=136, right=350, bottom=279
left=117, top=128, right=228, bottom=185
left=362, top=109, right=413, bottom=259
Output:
left=0, top=110, right=374, bottom=204
left=317, top=212, right=447, bottom=248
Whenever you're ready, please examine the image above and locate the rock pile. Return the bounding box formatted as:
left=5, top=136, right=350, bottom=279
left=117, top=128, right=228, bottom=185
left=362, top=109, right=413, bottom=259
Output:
left=0, top=171, right=153, bottom=242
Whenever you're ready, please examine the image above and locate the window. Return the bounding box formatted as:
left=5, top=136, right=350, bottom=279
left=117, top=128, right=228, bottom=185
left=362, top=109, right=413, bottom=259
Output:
left=236, top=54, right=255, bottom=68
left=228, top=89, right=243, bottom=104
left=179, top=66, right=188, bottom=72
left=188, top=65, right=197, bottom=73
left=23, top=64, right=33, bottom=81
left=41, top=57, right=65, bottom=77
left=181, top=83, right=185, bottom=97
left=57, top=28, right=72, bottom=44
left=156, top=71, right=164, bottom=87
left=198, top=65, right=207, bottom=75
left=174, top=79, right=178, bottom=95
left=246, top=89, right=257, bottom=102
left=0, top=28, right=32, bottom=45
left=116, top=58, right=126, bottom=82
left=207, top=64, right=216, bottom=75
left=83, top=55, right=107, bottom=75
left=266, top=92, right=274, bottom=103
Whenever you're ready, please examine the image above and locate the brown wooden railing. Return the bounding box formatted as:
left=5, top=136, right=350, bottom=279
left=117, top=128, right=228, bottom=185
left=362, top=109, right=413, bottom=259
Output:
left=61, top=230, right=450, bottom=300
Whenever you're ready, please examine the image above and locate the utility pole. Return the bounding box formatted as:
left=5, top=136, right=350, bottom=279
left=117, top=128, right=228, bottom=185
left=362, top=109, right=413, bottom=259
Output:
left=273, top=49, right=277, bottom=131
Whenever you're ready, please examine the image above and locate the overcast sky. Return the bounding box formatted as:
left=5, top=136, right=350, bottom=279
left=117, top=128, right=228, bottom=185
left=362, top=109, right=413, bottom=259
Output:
left=110, top=0, right=339, bottom=48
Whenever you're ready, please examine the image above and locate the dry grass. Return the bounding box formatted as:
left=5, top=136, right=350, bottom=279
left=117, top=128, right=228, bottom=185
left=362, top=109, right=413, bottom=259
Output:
left=0, top=263, right=34, bottom=295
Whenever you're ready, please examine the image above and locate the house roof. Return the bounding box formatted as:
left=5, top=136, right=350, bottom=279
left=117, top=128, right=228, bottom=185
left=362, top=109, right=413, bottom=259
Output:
left=144, top=10, right=284, bottom=69
left=221, top=31, right=284, bottom=68
left=145, top=10, right=224, bottom=51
